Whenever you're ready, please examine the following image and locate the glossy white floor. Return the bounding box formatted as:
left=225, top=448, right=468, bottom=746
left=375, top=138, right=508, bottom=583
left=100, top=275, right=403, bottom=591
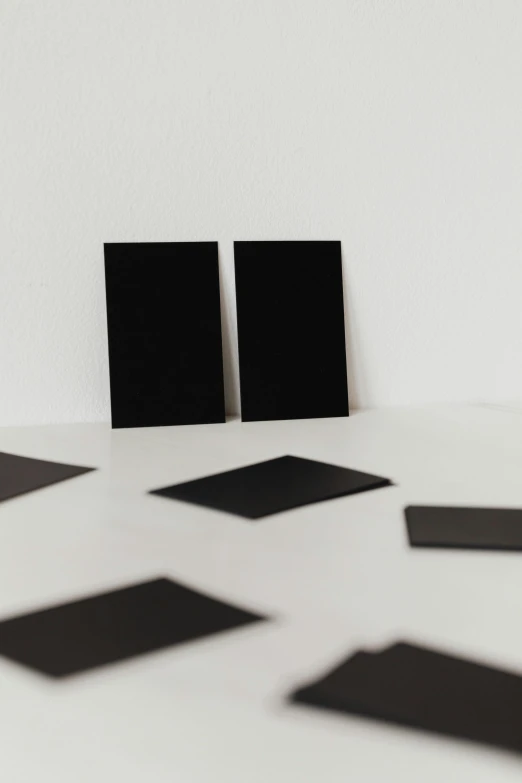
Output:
left=1, top=405, right=522, bottom=781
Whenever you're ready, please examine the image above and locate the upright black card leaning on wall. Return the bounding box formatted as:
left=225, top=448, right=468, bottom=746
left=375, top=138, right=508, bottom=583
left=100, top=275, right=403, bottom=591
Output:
left=104, top=243, right=226, bottom=428
left=234, top=241, right=349, bottom=422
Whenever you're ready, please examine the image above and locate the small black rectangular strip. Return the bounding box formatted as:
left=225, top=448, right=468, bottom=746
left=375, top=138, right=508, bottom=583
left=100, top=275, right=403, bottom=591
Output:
left=405, top=506, right=522, bottom=550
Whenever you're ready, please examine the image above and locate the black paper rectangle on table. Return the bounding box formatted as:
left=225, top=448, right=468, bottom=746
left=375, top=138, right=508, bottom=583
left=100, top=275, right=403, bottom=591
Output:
left=234, top=241, right=349, bottom=422
left=149, top=455, right=391, bottom=519
left=290, top=641, right=522, bottom=754
left=104, top=242, right=226, bottom=429
left=0, top=451, right=94, bottom=504
left=405, top=506, right=522, bottom=551
left=0, top=578, right=267, bottom=678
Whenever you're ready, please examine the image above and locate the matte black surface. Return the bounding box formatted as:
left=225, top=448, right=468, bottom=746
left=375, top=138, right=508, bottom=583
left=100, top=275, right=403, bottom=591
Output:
left=291, top=642, right=522, bottom=754
left=104, top=242, right=226, bottom=429
left=405, top=506, right=522, bottom=550
left=234, top=241, right=349, bottom=422
left=0, top=451, right=94, bottom=503
left=149, top=455, right=391, bottom=519
left=0, top=578, right=266, bottom=678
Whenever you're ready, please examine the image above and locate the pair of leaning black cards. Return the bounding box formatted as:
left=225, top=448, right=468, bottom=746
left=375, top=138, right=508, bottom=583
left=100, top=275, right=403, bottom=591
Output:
left=104, top=241, right=349, bottom=428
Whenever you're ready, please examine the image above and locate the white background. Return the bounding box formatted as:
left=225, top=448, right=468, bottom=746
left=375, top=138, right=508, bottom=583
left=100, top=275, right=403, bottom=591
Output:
left=1, top=0, right=522, bottom=425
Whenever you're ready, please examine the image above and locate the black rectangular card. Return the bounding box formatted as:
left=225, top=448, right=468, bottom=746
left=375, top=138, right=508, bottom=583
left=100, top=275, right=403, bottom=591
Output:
left=0, top=451, right=94, bottom=503
left=149, top=455, right=391, bottom=519
left=104, top=242, right=226, bottom=429
left=234, top=241, right=349, bottom=422
left=291, top=642, right=522, bottom=754
left=405, top=506, right=522, bottom=550
left=0, top=578, right=267, bottom=677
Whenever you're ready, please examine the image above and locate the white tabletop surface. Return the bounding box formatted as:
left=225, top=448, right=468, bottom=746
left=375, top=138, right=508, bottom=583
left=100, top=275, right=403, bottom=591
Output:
left=1, top=404, right=522, bottom=781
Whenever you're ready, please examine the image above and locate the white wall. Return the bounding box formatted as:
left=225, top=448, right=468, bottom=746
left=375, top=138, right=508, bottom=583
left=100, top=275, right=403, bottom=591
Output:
left=1, top=0, right=522, bottom=425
